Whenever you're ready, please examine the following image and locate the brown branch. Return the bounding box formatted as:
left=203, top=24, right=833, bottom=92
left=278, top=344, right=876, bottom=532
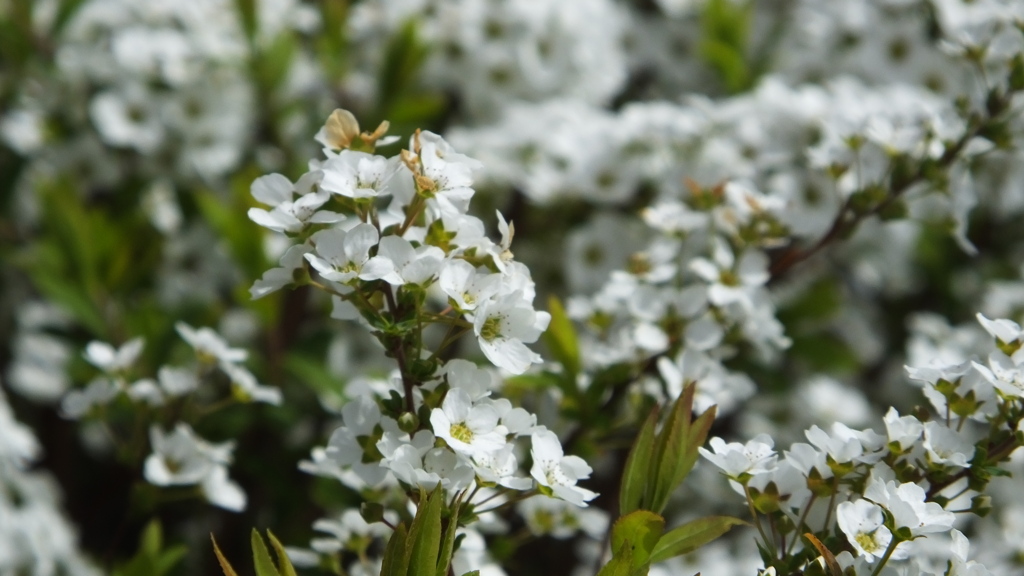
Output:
left=769, top=108, right=994, bottom=282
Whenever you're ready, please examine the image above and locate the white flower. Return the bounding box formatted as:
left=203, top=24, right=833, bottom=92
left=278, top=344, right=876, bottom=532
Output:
left=471, top=292, right=550, bottom=374
left=370, top=235, right=445, bottom=286
left=306, top=223, right=393, bottom=284
left=320, top=150, right=402, bottom=199
left=157, top=366, right=198, bottom=396
left=83, top=338, right=144, bottom=373
left=416, top=131, right=483, bottom=216
left=61, top=378, right=119, bottom=419
left=922, top=421, right=974, bottom=468
left=325, top=396, right=391, bottom=486
left=380, top=431, right=474, bottom=491
left=689, top=238, right=769, bottom=311
left=976, top=313, right=1024, bottom=346
left=975, top=352, right=1024, bottom=398
left=248, top=171, right=343, bottom=234
left=518, top=496, right=609, bottom=540
left=309, top=509, right=393, bottom=555
left=250, top=244, right=311, bottom=299
left=805, top=423, right=885, bottom=465
left=127, top=378, right=164, bottom=406
left=89, top=85, right=165, bottom=153
left=443, top=359, right=500, bottom=400
left=946, top=529, right=994, bottom=576
left=883, top=407, right=923, bottom=452
left=530, top=430, right=597, bottom=507
left=863, top=475, right=955, bottom=536
left=430, top=388, right=509, bottom=458
left=439, top=260, right=501, bottom=311
left=783, top=443, right=830, bottom=479
left=175, top=322, right=247, bottom=365
left=698, top=434, right=777, bottom=479
left=472, top=444, right=532, bottom=490
left=144, top=423, right=245, bottom=511
left=837, top=499, right=893, bottom=562
left=221, top=362, right=282, bottom=406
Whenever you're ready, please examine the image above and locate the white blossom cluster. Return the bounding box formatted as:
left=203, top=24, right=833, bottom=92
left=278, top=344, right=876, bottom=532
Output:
left=451, top=78, right=982, bottom=246
left=562, top=179, right=791, bottom=416
left=345, top=0, right=629, bottom=120
left=698, top=310, right=1024, bottom=575
left=0, top=384, right=101, bottom=576
left=6, top=0, right=247, bottom=183
left=246, top=112, right=600, bottom=571
left=59, top=323, right=278, bottom=511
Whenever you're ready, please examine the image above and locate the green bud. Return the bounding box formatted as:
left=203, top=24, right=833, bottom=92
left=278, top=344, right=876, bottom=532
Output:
left=971, top=494, right=993, bottom=517
left=750, top=483, right=782, bottom=514
left=361, top=502, right=386, bottom=524
left=398, top=411, right=420, bottom=433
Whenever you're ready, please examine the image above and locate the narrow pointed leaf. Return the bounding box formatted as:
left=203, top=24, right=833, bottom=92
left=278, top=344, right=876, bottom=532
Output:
left=381, top=523, right=409, bottom=576
left=407, top=485, right=444, bottom=576
left=435, top=492, right=463, bottom=576
left=266, top=530, right=298, bottom=576
left=211, top=535, right=240, bottom=576
left=619, top=406, right=659, bottom=515
left=803, top=533, right=843, bottom=576
left=154, top=546, right=188, bottom=575
left=650, top=384, right=696, bottom=512
left=610, top=510, right=665, bottom=570
left=649, top=516, right=746, bottom=564
left=672, top=405, right=716, bottom=491
left=542, top=295, right=581, bottom=377
left=142, top=520, right=163, bottom=556
left=251, top=529, right=281, bottom=576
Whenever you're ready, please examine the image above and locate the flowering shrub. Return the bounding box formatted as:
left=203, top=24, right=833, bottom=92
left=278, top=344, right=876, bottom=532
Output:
left=2, top=1, right=1024, bottom=575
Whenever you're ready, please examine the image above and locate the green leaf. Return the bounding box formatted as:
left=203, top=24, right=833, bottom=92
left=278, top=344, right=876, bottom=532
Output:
left=610, top=510, right=665, bottom=570
left=596, top=541, right=634, bottom=576
left=141, top=519, right=162, bottom=555
left=619, top=406, right=659, bottom=516
left=211, top=535, right=241, bottom=576
left=381, top=523, right=409, bottom=576
left=376, top=18, right=431, bottom=120
left=195, top=185, right=267, bottom=284
left=435, top=492, right=464, bottom=576
left=26, top=261, right=106, bottom=334
left=672, top=404, right=716, bottom=495
left=699, top=0, right=753, bottom=93
left=266, top=531, right=298, bottom=576
left=234, top=0, right=257, bottom=42
left=154, top=546, right=188, bottom=576
left=407, top=485, right=444, bottom=576
left=114, top=520, right=186, bottom=576
left=648, top=385, right=692, bottom=513
left=542, top=295, right=581, bottom=377
left=649, top=516, right=746, bottom=564
left=251, top=529, right=281, bottom=576
left=256, top=31, right=297, bottom=90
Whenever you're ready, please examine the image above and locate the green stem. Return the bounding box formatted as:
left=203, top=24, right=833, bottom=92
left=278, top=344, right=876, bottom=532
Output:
left=869, top=536, right=901, bottom=576
left=744, top=484, right=777, bottom=559
left=397, top=196, right=425, bottom=237
left=785, top=493, right=817, bottom=557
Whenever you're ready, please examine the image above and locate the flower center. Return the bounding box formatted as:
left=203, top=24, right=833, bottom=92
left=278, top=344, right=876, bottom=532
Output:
left=450, top=422, right=474, bottom=444
left=480, top=316, right=502, bottom=341
left=855, top=531, right=883, bottom=554
left=719, top=269, right=740, bottom=286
